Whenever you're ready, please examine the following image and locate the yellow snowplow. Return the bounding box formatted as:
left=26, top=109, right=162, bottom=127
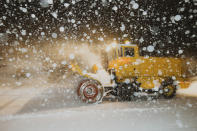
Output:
left=75, top=43, right=191, bottom=103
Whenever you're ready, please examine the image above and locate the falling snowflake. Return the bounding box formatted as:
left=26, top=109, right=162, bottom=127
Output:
left=61, top=61, right=67, bottom=65
left=52, top=33, right=57, bottom=38
left=174, top=15, right=181, bottom=21
left=64, top=3, right=70, bottom=8
left=132, top=2, right=139, bottom=9
left=59, top=27, right=65, bottom=32
left=112, top=6, right=118, bottom=11
left=69, top=54, right=75, bottom=60
left=51, top=12, right=58, bottom=19
left=120, top=23, right=125, bottom=31
left=147, top=45, right=154, bottom=52
left=71, top=19, right=76, bottom=23
left=178, top=50, right=183, bottom=54
left=31, top=14, right=36, bottom=18
left=21, top=30, right=26, bottom=36
left=142, top=11, right=147, bottom=15
left=19, top=7, right=27, bottom=13
left=26, top=73, right=31, bottom=78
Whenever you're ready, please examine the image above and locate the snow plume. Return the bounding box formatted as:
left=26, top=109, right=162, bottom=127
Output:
left=0, top=41, right=111, bottom=114
left=177, top=58, right=197, bottom=97
left=40, top=42, right=103, bottom=71
left=47, top=41, right=111, bottom=85
left=65, top=44, right=103, bottom=71
left=177, top=77, right=197, bottom=97
left=3, top=41, right=110, bottom=85
left=0, top=40, right=111, bottom=89
left=45, top=42, right=111, bottom=85
left=0, top=44, right=50, bottom=88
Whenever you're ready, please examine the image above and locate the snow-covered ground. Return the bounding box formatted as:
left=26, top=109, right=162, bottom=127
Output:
left=0, top=99, right=197, bottom=131
left=0, top=79, right=197, bottom=131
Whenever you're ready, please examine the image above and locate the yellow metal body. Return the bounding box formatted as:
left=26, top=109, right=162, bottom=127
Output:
left=108, top=44, right=190, bottom=89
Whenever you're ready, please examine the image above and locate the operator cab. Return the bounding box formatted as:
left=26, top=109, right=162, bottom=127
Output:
left=117, top=44, right=138, bottom=58
left=104, top=43, right=139, bottom=70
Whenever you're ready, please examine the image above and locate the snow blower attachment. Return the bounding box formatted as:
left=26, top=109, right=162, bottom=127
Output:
left=71, top=63, right=105, bottom=103
left=71, top=42, right=191, bottom=103
left=77, top=79, right=104, bottom=103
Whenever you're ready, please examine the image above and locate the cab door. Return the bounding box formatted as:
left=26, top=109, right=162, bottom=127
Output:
left=122, top=46, right=139, bottom=78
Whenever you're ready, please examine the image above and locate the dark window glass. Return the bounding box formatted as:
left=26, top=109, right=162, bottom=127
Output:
left=124, top=48, right=134, bottom=57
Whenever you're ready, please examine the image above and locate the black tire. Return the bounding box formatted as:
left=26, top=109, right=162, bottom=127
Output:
left=159, top=78, right=176, bottom=99
left=117, top=83, right=135, bottom=101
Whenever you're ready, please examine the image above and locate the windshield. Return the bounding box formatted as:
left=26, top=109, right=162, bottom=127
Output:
left=124, top=47, right=135, bottom=57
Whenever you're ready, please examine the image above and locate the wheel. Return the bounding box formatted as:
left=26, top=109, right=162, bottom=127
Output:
left=77, top=79, right=104, bottom=103
left=117, top=83, right=135, bottom=101
left=159, top=78, right=176, bottom=99
left=162, top=84, right=176, bottom=98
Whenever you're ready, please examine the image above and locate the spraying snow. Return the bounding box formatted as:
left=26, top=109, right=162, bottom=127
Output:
left=87, top=68, right=111, bottom=86
left=177, top=77, right=197, bottom=97
left=70, top=44, right=111, bottom=86
left=0, top=41, right=112, bottom=90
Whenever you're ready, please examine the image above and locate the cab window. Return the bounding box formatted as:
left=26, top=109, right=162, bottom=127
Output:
left=124, top=47, right=134, bottom=57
